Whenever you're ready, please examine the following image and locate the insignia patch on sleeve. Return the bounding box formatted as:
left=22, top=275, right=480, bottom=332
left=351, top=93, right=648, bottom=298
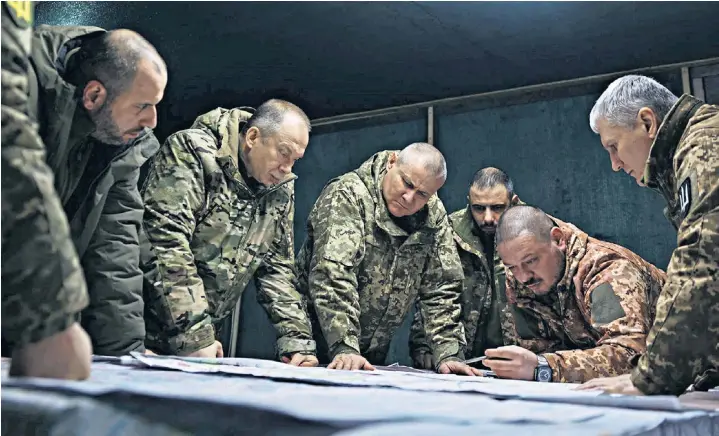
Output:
left=678, top=176, right=692, bottom=218
left=5, top=1, right=33, bottom=28
left=590, top=283, right=626, bottom=325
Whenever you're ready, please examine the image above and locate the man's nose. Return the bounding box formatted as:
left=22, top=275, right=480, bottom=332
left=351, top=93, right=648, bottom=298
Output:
left=610, top=154, right=623, bottom=172
left=514, top=267, right=532, bottom=284
left=140, top=106, right=158, bottom=130
left=483, top=209, right=493, bottom=223
left=279, top=162, right=293, bottom=174
left=402, top=190, right=415, bottom=203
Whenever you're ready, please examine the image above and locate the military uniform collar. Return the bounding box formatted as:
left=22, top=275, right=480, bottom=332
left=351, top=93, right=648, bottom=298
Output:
left=643, top=94, right=704, bottom=189
left=69, top=103, right=97, bottom=144
left=451, top=207, right=489, bottom=256
left=210, top=108, right=296, bottom=196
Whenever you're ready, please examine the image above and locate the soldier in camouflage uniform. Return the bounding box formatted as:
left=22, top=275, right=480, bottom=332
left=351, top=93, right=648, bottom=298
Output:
left=483, top=205, right=665, bottom=383
left=296, top=144, right=479, bottom=375
left=141, top=100, right=318, bottom=365
left=2, top=1, right=92, bottom=379
left=410, top=167, right=521, bottom=369
left=580, top=75, right=718, bottom=395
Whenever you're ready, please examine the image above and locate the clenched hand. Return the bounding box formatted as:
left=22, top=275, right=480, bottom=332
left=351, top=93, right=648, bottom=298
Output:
left=413, top=350, right=435, bottom=370
left=187, top=340, right=224, bottom=358
left=9, top=322, right=92, bottom=380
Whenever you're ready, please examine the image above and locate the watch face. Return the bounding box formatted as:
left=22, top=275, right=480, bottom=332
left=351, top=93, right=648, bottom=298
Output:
left=538, top=367, right=551, bottom=382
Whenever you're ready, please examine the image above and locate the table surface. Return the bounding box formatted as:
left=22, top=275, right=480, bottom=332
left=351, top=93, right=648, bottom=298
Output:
left=1, top=355, right=717, bottom=436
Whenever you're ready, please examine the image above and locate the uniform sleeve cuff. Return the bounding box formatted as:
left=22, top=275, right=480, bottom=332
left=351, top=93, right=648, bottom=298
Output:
left=329, top=341, right=361, bottom=360
left=276, top=337, right=317, bottom=356
left=630, top=366, right=667, bottom=395
left=411, top=347, right=432, bottom=362
left=433, top=341, right=461, bottom=366
left=542, top=353, right=561, bottom=382
left=6, top=313, right=78, bottom=351
left=167, top=321, right=216, bottom=356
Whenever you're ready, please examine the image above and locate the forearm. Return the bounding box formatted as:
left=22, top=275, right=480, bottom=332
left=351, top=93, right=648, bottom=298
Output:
left=142, top=242, right=215, bottom=355
left=409, top=302, right=432, bottom=357
left=256, top=265, right=316, bottom=356
left=544, top=342, right=641, bottom=383
left=420, top=282, right=465, bottom=364
left=632, top=271, right=719, bottom=395
left=140, top=133, right=215, bottom=355
left=308, top=260, right=362, bottom=359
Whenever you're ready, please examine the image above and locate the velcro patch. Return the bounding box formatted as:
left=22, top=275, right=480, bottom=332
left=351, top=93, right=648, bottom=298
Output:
left=590, top=283, right=626, bottom=325
left=678, top=176, right=693, bottom=218
left=5, top=1, right=33, bottom=28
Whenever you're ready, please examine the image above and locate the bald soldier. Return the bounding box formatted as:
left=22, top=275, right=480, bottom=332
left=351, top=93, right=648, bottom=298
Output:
left=141, top=100, right=318, bottom=366
left=410, top=167, right=521, bottom=369
left=482, top=205, right=665, bottom=383
left=297, top=144, right=478, bottom=375
left=2, top=1, right=91, bottom=379
left=16, top=24, right=168, bottom=356
left=580, top=75, right=718, bottom=395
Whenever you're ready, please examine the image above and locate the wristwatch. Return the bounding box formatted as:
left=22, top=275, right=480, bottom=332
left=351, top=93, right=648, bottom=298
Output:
left=534, top=355, right=552, bottom=382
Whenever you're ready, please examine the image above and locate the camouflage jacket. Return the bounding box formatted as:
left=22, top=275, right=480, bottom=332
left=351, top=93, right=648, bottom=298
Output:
left=140, top=108, right=315, bottom=357
left=505, top=221, right=666, bottom=383
left=27, top=25, right=161, bottom=355
left=1, top=2, right=89, bottom=350
left=633, top=95, right=719, bottom=395
left=409, top=207, right=513, bottom=362
left=296, top=150, right=466, bottom=367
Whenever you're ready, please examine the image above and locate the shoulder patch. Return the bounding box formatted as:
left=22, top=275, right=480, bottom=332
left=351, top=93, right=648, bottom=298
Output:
left=590, top=283, right=626, bottom=325
left=5, top=1, right=33, bottom=28
left=678, top=176, right=693, bottom=218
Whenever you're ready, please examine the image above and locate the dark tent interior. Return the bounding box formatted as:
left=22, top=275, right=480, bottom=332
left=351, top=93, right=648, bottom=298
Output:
left=36, top=1, right=719, bottom=363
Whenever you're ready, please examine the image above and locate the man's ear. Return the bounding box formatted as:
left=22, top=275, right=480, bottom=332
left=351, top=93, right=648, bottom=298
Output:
left=510, top=194, right=520, bottom=205
left=387, top=151, right=397, bottom=170
left=638, top=107, right=659, bottom=139
left=550, top=227, right=565, bottom=250
left=244, top=126, right=260, bottom=151
left=82, top=80, right=107, bottom=111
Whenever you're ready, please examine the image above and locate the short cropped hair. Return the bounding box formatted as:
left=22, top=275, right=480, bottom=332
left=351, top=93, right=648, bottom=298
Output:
left=496, top=205, right=555, bottom=246
left=397, top=142, right=447, bottom=179
left=240, top=98, right=311, bottom=137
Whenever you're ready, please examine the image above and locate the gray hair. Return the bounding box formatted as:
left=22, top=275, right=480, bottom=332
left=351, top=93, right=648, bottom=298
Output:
left=496, top=205, right=554, bottom=247
left=589, top=75, right=678, bottom=133
left=241, top=98, right=311, bottom=137
left=397, top=142, right=447, bottom=180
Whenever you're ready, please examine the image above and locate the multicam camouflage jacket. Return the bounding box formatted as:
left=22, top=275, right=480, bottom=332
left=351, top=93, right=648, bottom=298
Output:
left=296, top=150, right=466, bottom=367
left=409, top=207, right=513, bottom=364
left=634, top=94, right=719, bottom=395
left=505, top=221, right=666, bottom=383
left=140, top=108, right=315, bottom=357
